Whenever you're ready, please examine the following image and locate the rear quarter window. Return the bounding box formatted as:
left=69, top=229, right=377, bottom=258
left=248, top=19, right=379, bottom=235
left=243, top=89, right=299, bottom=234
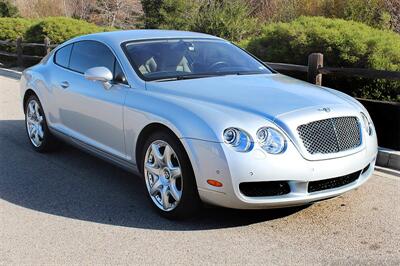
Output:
left=54, top=44, right=73, bottom=68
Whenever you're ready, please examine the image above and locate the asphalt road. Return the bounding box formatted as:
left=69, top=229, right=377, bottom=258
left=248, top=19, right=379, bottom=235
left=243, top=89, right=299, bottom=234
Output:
left=1, top=74, right=399, bottom=265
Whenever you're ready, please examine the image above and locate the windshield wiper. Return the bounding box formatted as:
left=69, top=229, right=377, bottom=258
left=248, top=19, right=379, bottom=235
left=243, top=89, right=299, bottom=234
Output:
left=176, top=74, right=220, bottom=80
left=151, top=71, right=265, bottom=82
left=235, top=71, right=265, bottom=75
left=152, top=74, right=221, bottom=82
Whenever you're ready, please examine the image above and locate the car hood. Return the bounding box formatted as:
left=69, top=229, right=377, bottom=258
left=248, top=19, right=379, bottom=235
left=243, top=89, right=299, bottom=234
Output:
left=145, top=74, right=350, bottom=119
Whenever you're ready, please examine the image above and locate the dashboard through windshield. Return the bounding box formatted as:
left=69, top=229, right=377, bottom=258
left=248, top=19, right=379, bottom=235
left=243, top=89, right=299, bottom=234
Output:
left=123, top=39, right=272, bottom=81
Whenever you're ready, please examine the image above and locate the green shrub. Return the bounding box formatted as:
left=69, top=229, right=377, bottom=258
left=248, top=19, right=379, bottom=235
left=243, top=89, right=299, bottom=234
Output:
left=0, top=17, right=112, bottom=44
left=25, top=17, right=110, bottom=43
left=0, top=17, right=113, bottom=66
left=243, top=16, right=400, bottom=102
left=0, top=17, right=35, bottom=40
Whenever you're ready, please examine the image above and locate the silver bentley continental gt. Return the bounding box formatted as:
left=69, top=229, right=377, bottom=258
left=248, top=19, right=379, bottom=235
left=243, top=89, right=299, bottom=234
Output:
left=20, top=30, right=378, bottom=219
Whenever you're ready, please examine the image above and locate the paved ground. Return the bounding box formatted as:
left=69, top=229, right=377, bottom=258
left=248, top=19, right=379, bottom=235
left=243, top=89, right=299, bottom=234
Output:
left=1, top=74, right=399, bottom=265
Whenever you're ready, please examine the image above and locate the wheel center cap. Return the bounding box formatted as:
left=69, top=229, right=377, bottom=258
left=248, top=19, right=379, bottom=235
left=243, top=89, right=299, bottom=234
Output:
left=163, top=168, right=171, bottom=179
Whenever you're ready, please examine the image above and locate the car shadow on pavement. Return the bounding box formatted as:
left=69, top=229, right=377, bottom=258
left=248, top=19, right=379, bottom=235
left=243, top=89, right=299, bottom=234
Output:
left=0, top=120, right=307, bottom=231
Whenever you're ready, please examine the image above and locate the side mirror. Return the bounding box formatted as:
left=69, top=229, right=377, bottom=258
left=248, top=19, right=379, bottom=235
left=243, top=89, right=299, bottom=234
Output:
left=84, top=67, right=113, bottom=89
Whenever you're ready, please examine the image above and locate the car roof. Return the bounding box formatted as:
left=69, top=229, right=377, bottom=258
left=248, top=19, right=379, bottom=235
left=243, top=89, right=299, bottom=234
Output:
left=67, top=30, right=223, bottom=47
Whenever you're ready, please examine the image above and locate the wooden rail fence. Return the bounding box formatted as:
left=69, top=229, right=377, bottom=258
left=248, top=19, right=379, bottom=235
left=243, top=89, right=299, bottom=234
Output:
left=266, top=53, right=400, bottom=85
left=0, top=37, right=57, bottom=66
left=0, top=39, right=399, bottom=85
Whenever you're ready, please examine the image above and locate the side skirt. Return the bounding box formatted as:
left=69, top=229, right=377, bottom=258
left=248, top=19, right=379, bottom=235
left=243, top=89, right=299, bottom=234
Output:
left=49, top=127, right=141, bottom=176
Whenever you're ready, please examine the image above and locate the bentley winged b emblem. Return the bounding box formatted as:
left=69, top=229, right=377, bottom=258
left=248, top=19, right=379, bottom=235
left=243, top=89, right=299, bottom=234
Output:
left=318, top=107, right=331, bottom=113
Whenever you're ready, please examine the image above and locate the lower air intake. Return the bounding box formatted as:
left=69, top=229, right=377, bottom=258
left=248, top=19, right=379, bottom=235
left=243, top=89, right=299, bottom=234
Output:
left=308, top=170, right=361, bottom=193
left=239, top=181, right=290, bottom=197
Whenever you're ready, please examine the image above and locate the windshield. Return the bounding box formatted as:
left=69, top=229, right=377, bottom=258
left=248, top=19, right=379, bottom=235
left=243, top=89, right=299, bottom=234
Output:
left=123, top=39, right=272, bottom=81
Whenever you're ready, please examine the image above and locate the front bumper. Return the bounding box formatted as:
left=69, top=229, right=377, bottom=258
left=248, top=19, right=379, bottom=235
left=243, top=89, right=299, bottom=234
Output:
left=182, top=135, right=377, bottom=209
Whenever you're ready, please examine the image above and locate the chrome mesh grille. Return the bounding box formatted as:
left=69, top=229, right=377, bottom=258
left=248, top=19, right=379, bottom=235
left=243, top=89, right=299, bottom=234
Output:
left=297, top=116, right=361, bottom=155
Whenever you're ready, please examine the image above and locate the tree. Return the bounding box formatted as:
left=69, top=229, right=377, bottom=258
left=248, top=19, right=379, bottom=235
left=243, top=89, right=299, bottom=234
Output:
left=141, top=0, right=163, bottom=28
left=94, top=0, right=142, bottom=28
left=385, top=0, right=400, bottom=33
left=192, top=0, right=258, bottom=42
left=159, top=0, right=198, bottom=30
left=0, top=0, right=19, bottom=17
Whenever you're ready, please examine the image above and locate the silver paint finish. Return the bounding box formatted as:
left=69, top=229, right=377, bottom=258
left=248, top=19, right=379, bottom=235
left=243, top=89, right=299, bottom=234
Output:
left=84, top=67, right=113, bottom=82
left=84, top=66, right=113, bottom=90
left=20, top=30, right=378, bottom=209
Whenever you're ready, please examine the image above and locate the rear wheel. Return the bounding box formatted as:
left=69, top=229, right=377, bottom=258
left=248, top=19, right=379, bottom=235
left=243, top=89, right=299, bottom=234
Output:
left=141, top=131, right=201, bottom=219
left=25, top=95, right=58, bottom=152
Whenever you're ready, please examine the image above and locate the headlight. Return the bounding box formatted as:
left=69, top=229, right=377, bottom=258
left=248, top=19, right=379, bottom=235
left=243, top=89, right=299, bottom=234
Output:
left=223, top=128, right=252, bottom=152
left=361, top=112, right=373, bottom=136
left=257, top=127, right=286, bottom=154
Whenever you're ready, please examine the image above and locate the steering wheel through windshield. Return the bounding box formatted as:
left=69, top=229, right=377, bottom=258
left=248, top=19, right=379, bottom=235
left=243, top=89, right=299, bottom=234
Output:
left=209, top=61, right=230, bottom=71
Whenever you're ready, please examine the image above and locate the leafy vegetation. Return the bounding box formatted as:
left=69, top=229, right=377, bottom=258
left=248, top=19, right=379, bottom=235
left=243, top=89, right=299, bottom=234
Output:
left=0, top=1, right=399, bottom=101
left=191, top=0, right=257, bottom=42
left=249, top=0, right=394, bottom=31
left=242, top=17, right=400, bottom=101
left=0, top=0, right=18, bottom=18
left=158, top=0, right=198, bottom=31
left=0, top=18, right=35, bottom=40
left=141, top=0, right=257, bottom=42
left=141, top=0, right=163, bottom=29
left=0, top=17, right=110, bottom=43
left=25, top=17, right=110, bottom=43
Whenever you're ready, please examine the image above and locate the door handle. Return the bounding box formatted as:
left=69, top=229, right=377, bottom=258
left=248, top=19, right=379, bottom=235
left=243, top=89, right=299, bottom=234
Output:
left=60, top=81, right=69, bottom=89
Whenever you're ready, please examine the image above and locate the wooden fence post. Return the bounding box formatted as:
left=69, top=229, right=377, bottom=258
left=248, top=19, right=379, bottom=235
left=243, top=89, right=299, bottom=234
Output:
left=16, top=37, right=23, bottom=67
left=44, top=37, right=51, bottom=55
left=308, top=53, right=323, bottom=85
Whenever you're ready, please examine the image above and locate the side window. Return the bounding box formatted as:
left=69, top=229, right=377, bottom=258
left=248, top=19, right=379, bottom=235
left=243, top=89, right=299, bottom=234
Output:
left=69, top=41, right=115, bottom=74
left=54, top=44, right=73, bottom=68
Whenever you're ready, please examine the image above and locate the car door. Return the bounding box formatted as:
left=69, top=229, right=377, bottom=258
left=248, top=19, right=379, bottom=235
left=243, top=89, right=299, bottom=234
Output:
left=52, top=40, right=128, bottom=159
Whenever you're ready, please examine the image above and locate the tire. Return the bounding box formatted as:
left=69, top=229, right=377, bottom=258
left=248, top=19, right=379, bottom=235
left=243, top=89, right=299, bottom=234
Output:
left=141, top=130, right=201, bottom=219
left=25, top=95, right=59, bottom=152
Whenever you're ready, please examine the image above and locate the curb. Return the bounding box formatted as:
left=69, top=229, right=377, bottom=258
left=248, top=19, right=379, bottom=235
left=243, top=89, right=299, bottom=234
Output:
left=0, top=67, right=22, bottom=79
left=376, top=147, right=400, bottom=171
left=374, top=166, right=400, bottom=179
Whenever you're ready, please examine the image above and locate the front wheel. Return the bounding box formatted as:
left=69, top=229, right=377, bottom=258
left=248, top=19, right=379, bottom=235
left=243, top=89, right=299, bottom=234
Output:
left=141, top=131, right=201, bottom=219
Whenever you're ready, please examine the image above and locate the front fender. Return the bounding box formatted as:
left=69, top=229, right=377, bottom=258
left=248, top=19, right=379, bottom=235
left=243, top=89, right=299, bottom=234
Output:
left=123, top=88, right=221, bottom=164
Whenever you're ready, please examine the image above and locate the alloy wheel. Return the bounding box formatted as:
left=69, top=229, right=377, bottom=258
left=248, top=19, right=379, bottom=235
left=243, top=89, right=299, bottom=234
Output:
left=26, top=99, right=44, bottom=147
left=144, top=140, right=183, bottom=211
